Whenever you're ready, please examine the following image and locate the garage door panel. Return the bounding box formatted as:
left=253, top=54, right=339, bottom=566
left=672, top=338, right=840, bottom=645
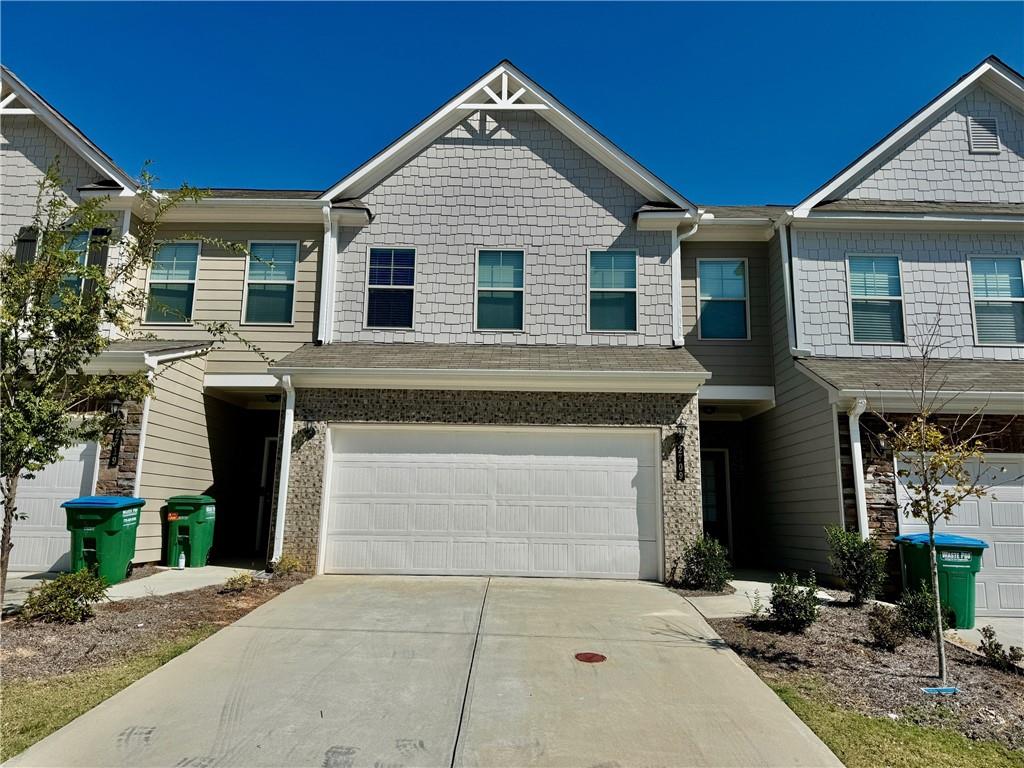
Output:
left=324, top=428, right=660, bottom=579
left=999, top=582, right=1024, bottom=610
left=993, top=502, right=1023, bottom=528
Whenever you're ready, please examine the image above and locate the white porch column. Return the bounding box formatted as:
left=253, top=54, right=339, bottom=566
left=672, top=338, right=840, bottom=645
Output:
left=847, top=397, right=870, bottom=540
left=271, top=374, right=296, bottom=562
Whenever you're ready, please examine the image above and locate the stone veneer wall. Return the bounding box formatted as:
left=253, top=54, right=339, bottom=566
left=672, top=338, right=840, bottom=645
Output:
left=279, top=389, right=702, bottom=578
left=94, top=401, right=144, bottom=496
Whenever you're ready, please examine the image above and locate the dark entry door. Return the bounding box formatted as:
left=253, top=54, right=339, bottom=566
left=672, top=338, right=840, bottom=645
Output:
left=701, top=450, right=731, bottom=552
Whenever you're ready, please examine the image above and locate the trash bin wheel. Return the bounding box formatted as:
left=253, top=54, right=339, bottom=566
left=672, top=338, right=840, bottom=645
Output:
left=125, top=562, right=134, bottom=579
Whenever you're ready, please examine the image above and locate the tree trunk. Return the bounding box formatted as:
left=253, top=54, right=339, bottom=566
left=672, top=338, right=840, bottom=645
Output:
left=0, top=473, right=20, bottom=607
left=927, top=519, right=948, bottom=686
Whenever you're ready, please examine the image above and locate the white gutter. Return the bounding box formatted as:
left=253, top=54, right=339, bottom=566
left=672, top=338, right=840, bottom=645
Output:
left=317, top=204, right=333, bottom=344
left=846, top=397, right=870, bottom=540
left=673, top=216, right=701, bottom=347
left=774, top=212, right=804, bottom=353
left=271, top=374, right=296, bottom=563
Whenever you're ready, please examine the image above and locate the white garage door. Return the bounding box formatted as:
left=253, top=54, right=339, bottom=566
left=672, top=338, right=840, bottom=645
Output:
left=11, top=442, right=97, bottom=573
left=322, top=427, right=661, bottom=579
left=898, top=454, right=1024, bottom=618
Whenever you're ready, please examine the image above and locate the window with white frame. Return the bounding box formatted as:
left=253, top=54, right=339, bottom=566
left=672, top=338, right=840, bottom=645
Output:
left=847, top=255, right=904, bottom=343
left=477, top=250, right=524, bottom=330
left=589, top=250, right=637, bottom=332
left=145, top=242, right=199, bottom=323
left=698, top=259, right=749, bottom=339
left=366, top=247, right=415, bottom=328
left=244, top=242, right=298, bottom=324
left=970, top=257, right=1024, bottom=344
left=51, top=229, right=110, bottom=306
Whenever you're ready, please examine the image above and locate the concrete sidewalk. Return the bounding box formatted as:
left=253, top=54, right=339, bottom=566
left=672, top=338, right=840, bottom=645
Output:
left=9, top=576, right=841, bottom=768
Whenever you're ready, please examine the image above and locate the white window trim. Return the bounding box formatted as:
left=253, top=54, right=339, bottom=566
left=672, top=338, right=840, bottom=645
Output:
left=967, top=254, right=1024, bottom=347
left=473, top=247, right=526, bottom=333
left=241, top=240, right=299, bottom=326
left=695, top=257, right=751, bottom=341
left=845, top=253, right=908, bottom=346
left=363, top=245, right=417, bottom=330
left=142, top=240, right=201, bottom=326
left=966, top=115, right=1001, bottom=155
left=586, top=248, right=639, bottom=334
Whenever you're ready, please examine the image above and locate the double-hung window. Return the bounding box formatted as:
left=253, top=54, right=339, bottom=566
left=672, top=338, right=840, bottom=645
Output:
left=145, top=242, right=199, bottom=323
left=847, top=255, right=904, bottom=343
left=244, top=242, right=297, bottom=324
left=698, top=259, right=749, bottom=339
left=366, top=247, right=415, bottom=328
left=476, top=250, right=524, bottom=330
left=970, top=257, right=1024, bottom=344
left=589, top=250, right=637, bottom=332
left=52, top=229, right=111, bottom=305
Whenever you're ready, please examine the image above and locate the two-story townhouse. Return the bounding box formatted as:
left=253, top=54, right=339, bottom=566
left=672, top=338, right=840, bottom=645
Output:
left=755, top=56, right=1024, bottom=619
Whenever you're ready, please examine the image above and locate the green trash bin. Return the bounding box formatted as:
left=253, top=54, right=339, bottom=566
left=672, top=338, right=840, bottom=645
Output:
left=163, top=495, right=216, bottom=567
left=894, top=533, right=989, bottom=629
left=62, top=496, right=145, bottom=585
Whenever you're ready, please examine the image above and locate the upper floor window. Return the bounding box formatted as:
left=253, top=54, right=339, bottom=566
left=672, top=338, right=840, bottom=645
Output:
left=589, top=250, right=637, bottom=332
left=970, top=257, right=1024, bottom=345
left=145, top=242, right=199, bottom=324
left=244, top=242, right=297, bottom=324
left=366, top=247, right=415, bottom=329
left=697, top=259, right=749, bottom=340
left=847, top=255, right=904, bottom=343
left=476, top=250, right=524, bottom=331
left=48, top=228, right=111, bottom=306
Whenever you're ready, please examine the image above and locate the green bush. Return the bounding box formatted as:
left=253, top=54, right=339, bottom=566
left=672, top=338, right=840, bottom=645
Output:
left=825, top=526, right=887, bottom=604
left=221, top=572, right=256, bottom=593
left=20, top=569, right=108, bottom=623
left=272, top=553, right=302, bottom=577
left=978, top=625, right=1024, bottom=672
left=867, top=604, right=908, bottom=651
left=897, top=582, right=953, bottom=638
left=677, top=535, right=732, bottom=591
left=769, top=572, right=820, bottom=632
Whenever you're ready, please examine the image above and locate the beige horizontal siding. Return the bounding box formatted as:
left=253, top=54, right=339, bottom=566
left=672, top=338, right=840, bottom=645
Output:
left=131, top=222, right=321, bottom=374
left=135, top=355, right=214, bottom=563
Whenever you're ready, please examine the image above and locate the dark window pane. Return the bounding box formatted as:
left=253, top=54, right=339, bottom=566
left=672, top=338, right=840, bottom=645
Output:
left=392, top=267, right=415, bottom=287
left=699, top=300, right=747, bottom=339
left=245, top=284, right=294, bottom=324
left=975, top=302, right=1024, bottom=344
left=146, top=283, right=195, bottom=323
left=477, top=291, right=523, bottom=330
left=590, top=291, right=636, bottom=331
left=392, top=249, right=415, bottom=268
left=367, top=288, right=413, bottom=328
left=851, top=299, right=904, bottom=343
left=369, top=248, right=416, bottom=287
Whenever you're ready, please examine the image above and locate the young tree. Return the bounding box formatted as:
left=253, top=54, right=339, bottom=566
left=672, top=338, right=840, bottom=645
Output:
left=1, top=164, right=254, bottom=602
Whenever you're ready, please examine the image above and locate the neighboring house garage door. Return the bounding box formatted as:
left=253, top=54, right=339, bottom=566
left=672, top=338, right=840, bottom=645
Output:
left=897, top=454, right=1024, bottom=618
left=11, top=442, right=98, bottom=573
left=322, top=427, right=660, bottom=579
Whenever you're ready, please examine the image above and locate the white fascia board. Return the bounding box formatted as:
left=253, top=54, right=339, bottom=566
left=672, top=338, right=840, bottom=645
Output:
left=272, top=367, right=709, bottom=393
left=319, top=61, right=696, bottom=213
left=834, top=389, right=1024, bottom=416
left=688, top=222, right=775, bottom=242
left=699, top=385, right=776, bottom=403
left=82, top=345, right=210, bottom=375
left=159, top=198, right=327, bottom=224
left=794, top=212, right=1024, bottom=232
left=204, top=373, right=281, bottom=389
left=794, top=60, right=1024, bottom=217
left=635, top=211, right=696, bottom=231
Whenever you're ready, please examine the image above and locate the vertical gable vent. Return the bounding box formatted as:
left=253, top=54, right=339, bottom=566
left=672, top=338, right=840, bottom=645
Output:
left=967, top=116, right=1000, bottom=154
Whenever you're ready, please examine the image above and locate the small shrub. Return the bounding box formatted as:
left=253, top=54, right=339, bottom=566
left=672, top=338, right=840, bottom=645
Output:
left=222, top=572, right=256, bottom=593
left=272, top=553, right=302, bottom=577
left=20, top=569, right=108, bottom=623
left=867, top=604, right=908, bottom=651
left=897, top=582, right=951, bottom=638
left=978, top=625, right=1024, bottom=672
left=825, top=526, right=886, bottom=604
left=769, top=572, right=820, bottom=632
left=677, top=536, right=732, bottom=592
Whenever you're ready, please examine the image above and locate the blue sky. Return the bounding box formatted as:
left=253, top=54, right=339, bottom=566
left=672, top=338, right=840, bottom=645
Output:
left=2, top=2, right=1022, bottom=204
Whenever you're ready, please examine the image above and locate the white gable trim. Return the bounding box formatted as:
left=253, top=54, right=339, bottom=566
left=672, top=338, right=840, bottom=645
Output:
left=1, top=66, right=138, bottom=194
left=794, top=57, right=1024, bottom=218
left=319, top=61, right=696, bottom=214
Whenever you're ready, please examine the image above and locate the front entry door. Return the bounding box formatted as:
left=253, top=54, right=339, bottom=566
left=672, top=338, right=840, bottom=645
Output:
left=701, top=450, right=731, bottom=553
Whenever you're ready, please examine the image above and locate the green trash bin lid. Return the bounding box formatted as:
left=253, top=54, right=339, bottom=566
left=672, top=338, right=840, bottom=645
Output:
left=62, top=496, right=145, bottom=510
left=166, top=495, right=215, bottom=505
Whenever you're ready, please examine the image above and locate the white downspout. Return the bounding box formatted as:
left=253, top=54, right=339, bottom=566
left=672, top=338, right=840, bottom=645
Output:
left=672, top=214, right=701, bottom=347
left=316, top=204, right=334, bottom=345
left=271, top=374, right=295, bottom=562
left=847, top=397, right=870, bottom=540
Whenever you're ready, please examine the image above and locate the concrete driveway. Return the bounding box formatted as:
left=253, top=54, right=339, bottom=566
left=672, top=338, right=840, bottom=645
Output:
left=9, top=576, right=840, bottom=768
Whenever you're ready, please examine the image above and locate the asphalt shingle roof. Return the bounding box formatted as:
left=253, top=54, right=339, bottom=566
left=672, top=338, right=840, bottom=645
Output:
left=798, top=356, right=1024, bottom=394
left=272, top=342, right=708, bottom=375
left=815, top=200, right=1024, bottom=216
left=106, top=339, right=212, bottom=354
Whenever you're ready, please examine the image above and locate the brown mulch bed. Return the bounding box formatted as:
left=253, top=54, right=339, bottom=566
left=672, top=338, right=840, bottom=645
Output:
left=670, top=583, right=737, bottom=597
left=0, top=575, right=306, bottom=682
left=709, top=600, right=1024, bottom=750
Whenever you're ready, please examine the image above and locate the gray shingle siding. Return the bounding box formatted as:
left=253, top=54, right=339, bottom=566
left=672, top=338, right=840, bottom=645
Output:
left=837, top=85, right=1024, bottom=203
left=749, top=232, right=842, bottom=574
left=332, top=110, right=674, bottom=346
left=793, top=229, right=1024, bottom=361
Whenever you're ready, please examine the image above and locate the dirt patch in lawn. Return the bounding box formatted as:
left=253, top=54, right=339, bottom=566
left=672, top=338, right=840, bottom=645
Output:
left=1, top=575, right=305, bottom=682
left=669, top=583, right=737, bottom=597
left=709, top=600, right=1024, bottom=750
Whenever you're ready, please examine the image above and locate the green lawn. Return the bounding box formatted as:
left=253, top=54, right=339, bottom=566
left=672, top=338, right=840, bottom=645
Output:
left=773, top=682, right=1024, bottom=768
left=1, top=627, right=216, bottom=761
